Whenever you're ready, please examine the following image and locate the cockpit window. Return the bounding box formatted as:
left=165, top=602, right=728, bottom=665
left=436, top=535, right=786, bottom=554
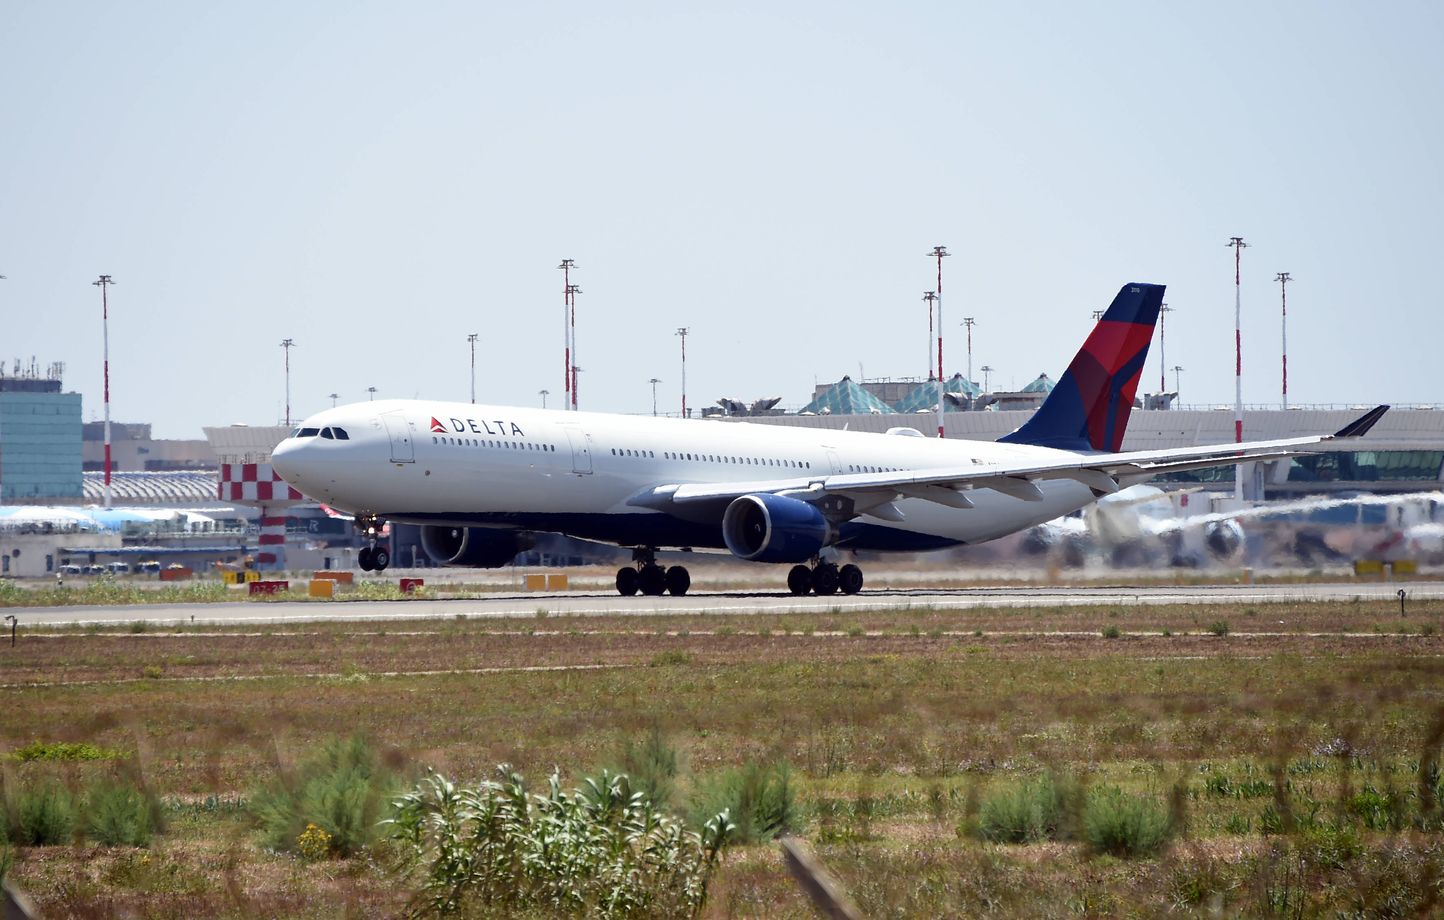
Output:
left=321, top=428, right=335, bottom=439
left=332, top=427, right=350, bottom=440
left=297, top=427, right=321, bottom=438
left=289, top=427, right=301, bottom=438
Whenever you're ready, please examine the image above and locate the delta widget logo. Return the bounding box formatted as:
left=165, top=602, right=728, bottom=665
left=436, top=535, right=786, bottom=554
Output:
left=430, top=417, right=447, bottom=433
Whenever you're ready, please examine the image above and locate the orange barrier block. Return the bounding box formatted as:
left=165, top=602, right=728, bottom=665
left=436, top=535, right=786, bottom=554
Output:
left=524, top=574, right=547, bottom=591
left=546, top=573, right=569, bottom=591
left=313, top=571, right=355, bottom=584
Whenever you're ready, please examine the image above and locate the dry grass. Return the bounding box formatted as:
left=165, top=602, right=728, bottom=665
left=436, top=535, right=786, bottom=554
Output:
left=2, top=597, right=1442, bottom=916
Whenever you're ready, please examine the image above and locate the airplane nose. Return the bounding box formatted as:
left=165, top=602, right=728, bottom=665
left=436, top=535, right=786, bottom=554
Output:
left=271, top=437, right=307, bottom=487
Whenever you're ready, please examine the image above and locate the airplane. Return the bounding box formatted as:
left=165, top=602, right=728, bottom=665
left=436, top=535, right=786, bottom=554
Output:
left=271, top=282, right=1388, bottom=597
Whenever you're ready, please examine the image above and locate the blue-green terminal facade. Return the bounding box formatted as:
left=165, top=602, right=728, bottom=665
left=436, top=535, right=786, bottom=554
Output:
left=0, top=373, right=82, bottom=502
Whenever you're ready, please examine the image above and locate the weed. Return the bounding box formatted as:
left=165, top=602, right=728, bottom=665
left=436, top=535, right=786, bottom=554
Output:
left=617, top=726, right=681, bottom=811
left=1207, top=621, right=1231, bottom=637
left=13, top=783, right=78, bottom=846
left=1101, top=625, right=1121, bottom=639
left=1082, top=786, right=1171, bottom=858
left=649, top=650, right=692, bottom=667
left=1161, top=628, right=1173, bottom=637
left=249, top=735, right=399, bottom=857
left=690, top=760, right=797, bottom=844
left=86, top=778, right=162, bottom=846
left=388, top=766, right=731, bottom=918
left=8, top=741, right=123, bottom=762
left=976, top=773, right=1079, bottom=844
left=846, top=625, right=864, bottom=638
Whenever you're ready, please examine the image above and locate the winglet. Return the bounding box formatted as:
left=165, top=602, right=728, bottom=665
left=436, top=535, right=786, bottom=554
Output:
left=1332, top=404, right=1389, bottom=438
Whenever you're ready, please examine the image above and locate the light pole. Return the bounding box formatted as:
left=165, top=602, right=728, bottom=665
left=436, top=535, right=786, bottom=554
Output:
left=1172, top=365, right=1184, bottom=400
left=367, top=386, right=377, bottom=401
left=922, top=291, right=937, bottom=379
left=649, top=378, right=661, bottom=416
left=329, top=392, right=339, bottom=407
left=558, top=259, right=575, bottom=410
left=1157, top=303, right=1171, bottom=394
left=928, top=245, right=950, bottom=438
left=93, top=275, right=115, bottom=509
left=980, top=365, right=994, bottom=394
left=961, top=317, right=976, bottom=388
left=1275, top=272, right=1291, bottom=409
left=280, top=338, right=295, bottom=426
left=567, top=283, right=582, bottom=409
left=1227, top=236, right=1248, bottom=500
left=467, top=332, right=478, bottom=404
left=539, top=389, right=549, bottom=409
left=676, top=327, right=689, bottom=418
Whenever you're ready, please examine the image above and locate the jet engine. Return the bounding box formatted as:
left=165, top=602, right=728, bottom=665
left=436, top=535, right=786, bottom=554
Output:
left=419, top=525, right=534, bottom=568
left=722, top=494, right=831, bottom=563
left=1204, top=520, right=1244, bottom=560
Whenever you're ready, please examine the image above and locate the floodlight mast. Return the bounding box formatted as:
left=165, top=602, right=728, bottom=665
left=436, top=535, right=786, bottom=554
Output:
left=566, top=284, right=582, bottom=410
left=280, top=339, right=295, bottom=426
left=928, top=246, right=950, bottom=438
left=1157, top=303, right=1172, bottom=394
left=467, top=333, right=479, bottom=404
left=93, top=275, right=115, bottom=509
left=557, top=259, right=575, bottom=410
left=1227, top=236, right=1248, bottom=500
left=676, top=328, right=689, bottom=418
left=1275, top=272, right=1291, bottom=410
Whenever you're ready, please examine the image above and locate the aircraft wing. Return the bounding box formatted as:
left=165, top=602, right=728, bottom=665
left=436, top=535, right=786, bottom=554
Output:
left=638, top=406, right=1389, bottom=516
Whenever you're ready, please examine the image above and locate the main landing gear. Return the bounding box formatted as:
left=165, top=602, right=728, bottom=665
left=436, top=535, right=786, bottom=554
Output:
left=787, top=560, right=864, bottom=596
left=355, top=513, right=390, bottom=572
left=616, top=548, right=690, bottom=597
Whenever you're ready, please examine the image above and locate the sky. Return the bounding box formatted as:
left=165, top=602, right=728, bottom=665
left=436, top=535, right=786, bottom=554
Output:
left=2, top=2, right=1441, bottom=439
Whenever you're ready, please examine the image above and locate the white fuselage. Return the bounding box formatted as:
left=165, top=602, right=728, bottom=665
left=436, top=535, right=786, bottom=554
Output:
left=272, top=399, right=1114, bottom=554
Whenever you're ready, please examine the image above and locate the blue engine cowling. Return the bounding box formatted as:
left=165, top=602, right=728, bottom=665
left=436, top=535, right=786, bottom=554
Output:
left=419, top=525, right=533, bottom=568
left=722, top=494, right=831, bottom=563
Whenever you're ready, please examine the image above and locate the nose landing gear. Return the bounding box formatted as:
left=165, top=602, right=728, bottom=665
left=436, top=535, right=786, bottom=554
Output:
left=786, top=559, right=864, bottom=596
left=354, top=514, right=390, bottom=572
left=616, top=548, right=690, bottom=597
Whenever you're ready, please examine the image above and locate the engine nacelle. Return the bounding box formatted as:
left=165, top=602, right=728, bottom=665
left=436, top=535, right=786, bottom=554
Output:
left=419, top=525, right=533, bottom=568
left=722, top=494, right=830, bottom=563
left=1204, top=520, right=1244, bottom=560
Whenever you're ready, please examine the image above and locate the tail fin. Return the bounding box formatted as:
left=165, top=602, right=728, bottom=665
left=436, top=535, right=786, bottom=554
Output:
left=998, top=282, right=1165, bottom=452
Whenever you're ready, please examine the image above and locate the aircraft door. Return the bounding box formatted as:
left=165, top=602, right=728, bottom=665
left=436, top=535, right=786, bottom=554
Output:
left=382, top=412, right=415, bottom=463
left=565, top=428, right=593, bottom=474
left=825, top=450, right=843, bottom=475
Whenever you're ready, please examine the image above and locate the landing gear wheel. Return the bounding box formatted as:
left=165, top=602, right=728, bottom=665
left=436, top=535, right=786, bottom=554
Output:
left=616, top=567, right=639, bottom=596
left=787, top=565, right=813, bottom=596
left=812, top=562, right=840, bottom=596
left=372, top=547, right=390, bottom=572
left=665, top=566, right=691, bottom=596
left=638, top=564, right=667, bottom=597
left=358, top=547, right=374, bottom=571
left=838, top=563, right=864, bottom=595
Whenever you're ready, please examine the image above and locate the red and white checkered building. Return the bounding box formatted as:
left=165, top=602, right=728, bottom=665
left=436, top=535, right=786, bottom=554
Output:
left=205, top=427, right=305, bottom=571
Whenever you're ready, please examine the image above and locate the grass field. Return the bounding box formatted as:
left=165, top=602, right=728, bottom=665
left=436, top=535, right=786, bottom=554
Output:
left=2, top=595, right=1443, bottom=917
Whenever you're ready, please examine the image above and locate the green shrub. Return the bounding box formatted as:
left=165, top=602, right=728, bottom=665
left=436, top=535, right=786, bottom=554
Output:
left=689, top=761, right=796, bottom=844
left=13, top=783, right=78, bottom=846
left=387, top=766, right=731, bottom=918
left=1101, top=625, right=1121, bottom=639
left=618, top=727, right=681, bottom=812
left=86, top=778, right=162, bottom=846
left=977, top=773, right=1079, bottom=844
left=1082, top=786, right=1171, bottom=857
left=249, top=735, right=398, bottom=857
left=9, top=741, right=123, bottom=762
left=1207, top=621, right=1231, bottom=637
left=1350, top=785, right=1407, bottom=831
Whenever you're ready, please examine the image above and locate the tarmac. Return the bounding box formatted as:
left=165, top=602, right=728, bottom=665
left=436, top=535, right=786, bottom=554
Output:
left=8, top=581, right=1443, bottom=627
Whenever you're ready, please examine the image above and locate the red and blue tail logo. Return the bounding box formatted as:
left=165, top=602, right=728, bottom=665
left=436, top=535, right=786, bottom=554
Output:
left=999, top=283, right=1165, bottom=452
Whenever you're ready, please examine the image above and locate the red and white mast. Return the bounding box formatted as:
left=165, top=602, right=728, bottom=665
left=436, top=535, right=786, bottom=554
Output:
left=1227, top=236, right=1248, bottom=500
left=1275, top=272, right=1291, bottom=410
left=93, top=274, right=115, bottom=508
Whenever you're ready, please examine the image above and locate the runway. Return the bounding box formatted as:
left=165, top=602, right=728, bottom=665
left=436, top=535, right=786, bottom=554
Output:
left=8, top=581, right=1442, bottom=627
